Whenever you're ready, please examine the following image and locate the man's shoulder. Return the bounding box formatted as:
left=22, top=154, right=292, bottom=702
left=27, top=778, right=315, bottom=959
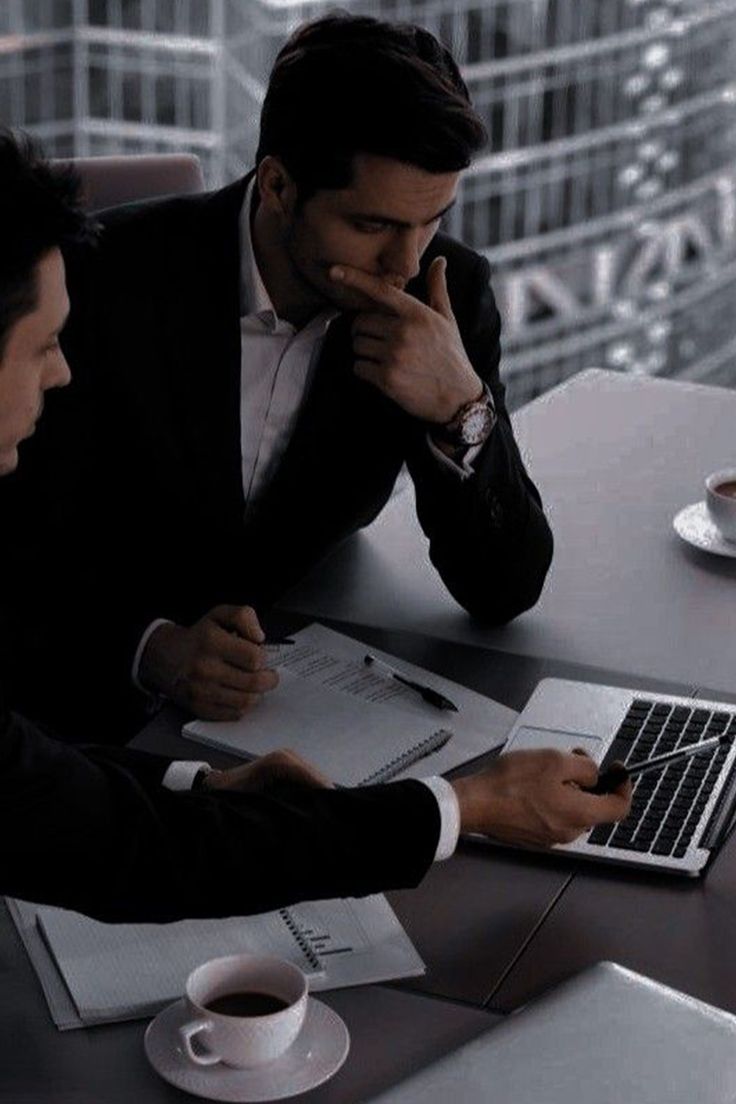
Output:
left=94, top=175, right=249, bottom=255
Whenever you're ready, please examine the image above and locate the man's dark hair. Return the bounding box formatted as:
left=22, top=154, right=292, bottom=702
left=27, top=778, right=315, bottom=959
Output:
left=0, top=129, right=92, bottom=357
left=256, top=13, right=487, bottom=203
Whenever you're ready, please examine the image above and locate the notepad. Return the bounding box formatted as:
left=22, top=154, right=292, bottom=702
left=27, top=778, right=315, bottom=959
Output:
left=9, top=893, right=424, bottom=1030
left=183, top=623, right=516, bottom=783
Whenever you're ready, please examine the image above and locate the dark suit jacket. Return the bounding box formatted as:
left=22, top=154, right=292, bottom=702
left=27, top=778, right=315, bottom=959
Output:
left=0, top=172, right=552, bottom=739
left=0, top=682, right=439, bottom=921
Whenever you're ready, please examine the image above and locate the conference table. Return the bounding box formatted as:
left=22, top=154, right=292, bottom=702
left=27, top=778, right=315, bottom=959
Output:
left=282, top=368, right=736, bottom=697
left=4, top=368, right=736, bottom=1101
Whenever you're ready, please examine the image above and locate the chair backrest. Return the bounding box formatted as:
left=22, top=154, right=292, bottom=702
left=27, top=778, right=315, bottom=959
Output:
left=54, top=153, right=205, bottom=211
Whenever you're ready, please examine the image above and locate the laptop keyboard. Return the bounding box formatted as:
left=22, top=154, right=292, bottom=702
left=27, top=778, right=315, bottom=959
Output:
left=587, top=699, right=736, bottom=859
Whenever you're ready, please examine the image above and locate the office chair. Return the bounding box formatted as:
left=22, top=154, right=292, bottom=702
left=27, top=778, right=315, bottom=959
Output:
left=53, top=152, right=205, bottom=212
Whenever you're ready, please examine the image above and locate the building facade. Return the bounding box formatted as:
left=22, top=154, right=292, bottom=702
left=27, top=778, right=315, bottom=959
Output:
left=2, top=0, right=736, bottom=405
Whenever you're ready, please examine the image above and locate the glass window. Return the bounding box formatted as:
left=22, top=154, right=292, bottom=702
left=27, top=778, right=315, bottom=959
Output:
left=155, top=73, right=175, bottom=125
left=121, top=0, right=141, bottom=31
left=122, top=71, right=142, bottom=120
left=87, top=64, right=110, bottom=117
left=190, top=79, right=210, bottom=131
left=88, top=0, right=108, bottom=26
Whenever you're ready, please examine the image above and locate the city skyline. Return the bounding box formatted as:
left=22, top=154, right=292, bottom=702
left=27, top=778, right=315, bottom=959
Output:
left=2, top=0, right=736, bottom=404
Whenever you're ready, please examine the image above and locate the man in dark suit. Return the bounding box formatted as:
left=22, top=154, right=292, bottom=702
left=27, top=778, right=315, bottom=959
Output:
left=3, top=14, right=552, bottom=739
left=0, top=144, right=626, bottom=925
left=0, top=130, right=630, bottom=920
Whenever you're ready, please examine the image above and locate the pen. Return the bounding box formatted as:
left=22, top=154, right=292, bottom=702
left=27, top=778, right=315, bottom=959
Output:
left=590, top=733, right=728, bottom=794
left=363, top=654, right=459, bottom=712
left=262, top=638, right=295, bottom=646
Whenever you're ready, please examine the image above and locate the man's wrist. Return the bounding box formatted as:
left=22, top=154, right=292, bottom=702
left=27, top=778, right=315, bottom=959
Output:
left=138, top=621, right=182, bottom=696
left=430, top=382, right=495, bottom=450
left=132, top=618, right=174, bottom=694
left=451, top=774, right=490, bottom=836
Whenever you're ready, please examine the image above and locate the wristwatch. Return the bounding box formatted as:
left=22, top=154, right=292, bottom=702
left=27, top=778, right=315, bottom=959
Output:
left=433, top=383, right=496, bottom=448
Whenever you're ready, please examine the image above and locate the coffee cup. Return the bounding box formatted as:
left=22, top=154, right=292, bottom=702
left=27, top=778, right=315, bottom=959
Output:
left=178, top=954, right=308, bottom=1069
left=706, top=469, right=736, bottom=542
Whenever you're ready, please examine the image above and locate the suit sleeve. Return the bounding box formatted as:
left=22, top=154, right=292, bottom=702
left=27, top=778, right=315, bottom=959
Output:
left=0, top=239, right=161, bottom=742
left=404, top=252, right=553, bottom=624
left=0, top=700, right=439, bottom=923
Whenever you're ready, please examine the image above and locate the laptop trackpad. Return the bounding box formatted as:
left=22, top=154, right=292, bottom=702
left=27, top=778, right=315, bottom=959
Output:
left=507, top=726, right=604, bottom=760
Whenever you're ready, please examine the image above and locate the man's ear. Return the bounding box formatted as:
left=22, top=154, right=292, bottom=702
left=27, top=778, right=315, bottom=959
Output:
left=256, top=156, right=297, bottom=216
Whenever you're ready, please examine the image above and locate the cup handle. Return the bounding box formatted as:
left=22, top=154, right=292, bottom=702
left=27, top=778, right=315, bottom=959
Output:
left=179, top=1018, right=220, bottom=1066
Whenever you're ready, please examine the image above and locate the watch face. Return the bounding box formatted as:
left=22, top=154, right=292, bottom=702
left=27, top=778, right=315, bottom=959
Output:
left=460, top=404, right=494, bottom=445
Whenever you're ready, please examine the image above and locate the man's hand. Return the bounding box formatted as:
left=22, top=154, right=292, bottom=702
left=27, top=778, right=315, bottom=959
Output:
left=329, top=257, right=483, bottom=424
left=203, top=750, right=333, bottom=794
left=139, top=605, right=279, bottom=721
left=452, top=748, right=632, bottom=849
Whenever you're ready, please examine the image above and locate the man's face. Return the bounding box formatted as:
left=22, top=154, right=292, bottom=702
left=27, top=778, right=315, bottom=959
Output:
left=280, top=153, right=460, bottom=312
left=0, top=248, right=70, bottom=476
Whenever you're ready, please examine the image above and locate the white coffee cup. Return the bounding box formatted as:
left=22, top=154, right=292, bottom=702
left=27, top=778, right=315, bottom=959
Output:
left=178, top=954, right=308, bottom=1070
left=706, top=469, right=736, bottom=542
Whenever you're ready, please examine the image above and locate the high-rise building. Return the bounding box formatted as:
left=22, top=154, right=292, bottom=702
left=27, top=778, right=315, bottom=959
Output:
left=2, top=0, right=736, bottom=405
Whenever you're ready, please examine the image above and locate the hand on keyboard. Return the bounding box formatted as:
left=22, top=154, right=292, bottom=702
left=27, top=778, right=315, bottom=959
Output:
left=452, top=748, right=632, bottom=848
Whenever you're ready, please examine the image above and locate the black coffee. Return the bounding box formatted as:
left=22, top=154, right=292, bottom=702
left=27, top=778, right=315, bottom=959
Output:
left=715, top=480, right=736, bottom=500
left=205, top=991, right=289, bottom=1017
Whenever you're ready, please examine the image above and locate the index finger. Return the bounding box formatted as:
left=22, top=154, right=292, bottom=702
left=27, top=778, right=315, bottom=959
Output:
left=212, top=623, right=268, bottom=672
left=329, top=264, right=412, bottom=315
left=565, top=782, right=633, bottom=828
left=212, top=604, right=265, bottom=643
left=560, top=749, right=599, bottom=788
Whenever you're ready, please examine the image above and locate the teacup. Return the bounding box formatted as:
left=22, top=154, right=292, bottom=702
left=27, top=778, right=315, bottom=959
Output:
left=178, top=954, right=308, bottom=1069
left=705, top=469, right=736, bottom=542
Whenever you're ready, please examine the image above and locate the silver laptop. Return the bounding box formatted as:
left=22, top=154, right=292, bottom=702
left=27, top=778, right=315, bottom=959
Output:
left=369, top=961, right=736, bottom=1104
left=495, top=678, right=736, bottom=876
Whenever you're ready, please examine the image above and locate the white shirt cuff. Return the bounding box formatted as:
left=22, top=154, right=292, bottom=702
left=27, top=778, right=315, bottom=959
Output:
left=162, top=761, right=212, bottom=792
left=425, top=432, right=483, bottom=479
left=419, top=776, right=461, bottom=862
left=132, top=618, right=173, bottom=693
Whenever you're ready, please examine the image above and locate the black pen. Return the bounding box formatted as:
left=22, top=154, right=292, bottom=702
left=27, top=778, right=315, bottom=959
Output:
left=363, top=654, right=459, bottom=712
left=262, top=638, right=295, bottom=646
left=590, top=733, right=728, bottom=794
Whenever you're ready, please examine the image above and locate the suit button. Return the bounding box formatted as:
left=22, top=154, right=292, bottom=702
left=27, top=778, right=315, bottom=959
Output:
left=486, top=492, right=504, bottom=527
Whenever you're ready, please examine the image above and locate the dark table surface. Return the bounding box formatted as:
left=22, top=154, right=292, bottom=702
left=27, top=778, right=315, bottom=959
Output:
left=8, top=618, right=734, bottom=1101
left=0, top=893, right=499, bottom=1104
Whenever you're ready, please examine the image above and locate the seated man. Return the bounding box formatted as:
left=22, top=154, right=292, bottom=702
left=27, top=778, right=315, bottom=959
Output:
left=1, top=13, right=553, bottom=740
left=0, top=131, right=629, bottom=923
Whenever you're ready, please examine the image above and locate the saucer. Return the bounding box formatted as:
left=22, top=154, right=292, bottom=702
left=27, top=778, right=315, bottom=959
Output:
left=673, top=501, right=736, bottom=559
left=144, top=997, right=349, bottom=1102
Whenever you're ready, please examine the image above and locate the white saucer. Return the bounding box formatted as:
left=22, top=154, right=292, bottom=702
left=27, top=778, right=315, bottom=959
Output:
left=144, top=997, right=349, bottom=1102
left=673, top=501, right=736, bottom=559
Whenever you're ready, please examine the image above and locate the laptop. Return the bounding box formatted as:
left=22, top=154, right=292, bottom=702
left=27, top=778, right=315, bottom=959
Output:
left=369, top=961, right=736, bottom=1104
left=493, top=679, right=736, bottom=876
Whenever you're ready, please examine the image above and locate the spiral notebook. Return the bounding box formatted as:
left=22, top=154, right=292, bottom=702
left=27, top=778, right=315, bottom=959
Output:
left=183, top=623, right=515, bottom=785
left=7, top=893, right=424, bottom=1030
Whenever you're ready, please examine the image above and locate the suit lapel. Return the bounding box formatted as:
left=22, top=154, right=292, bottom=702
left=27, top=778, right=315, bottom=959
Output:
left=166, top=176, right=251, bottom=528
